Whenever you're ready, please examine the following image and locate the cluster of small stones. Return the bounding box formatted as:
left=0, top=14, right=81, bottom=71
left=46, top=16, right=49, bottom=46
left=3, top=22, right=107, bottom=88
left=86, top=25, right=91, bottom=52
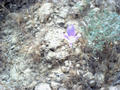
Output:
left=0, top=0, right=120, bottom=90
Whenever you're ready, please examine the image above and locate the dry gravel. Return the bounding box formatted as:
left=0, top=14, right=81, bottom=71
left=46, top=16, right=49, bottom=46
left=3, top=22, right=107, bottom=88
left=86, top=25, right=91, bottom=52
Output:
left=0, top=0, right=120, bottom=90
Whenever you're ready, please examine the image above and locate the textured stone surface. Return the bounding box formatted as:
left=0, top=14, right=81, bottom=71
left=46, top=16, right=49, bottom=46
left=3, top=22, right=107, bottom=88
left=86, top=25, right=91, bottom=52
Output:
left=0, top=0, right=120, bottom=90
left=37, top=3, right=53, bottom=23
left=35, top=83, right=51, bottom=90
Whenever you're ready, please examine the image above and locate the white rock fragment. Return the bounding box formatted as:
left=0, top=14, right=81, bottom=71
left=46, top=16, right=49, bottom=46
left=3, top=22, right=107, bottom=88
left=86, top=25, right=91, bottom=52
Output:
left=59, top=87, right=67, bottom=90
left=45, top=27, right=64, bottom=48
left=83, top=72, right=94, bottom=80
left=92, top=7, right=100, bottom=12
left=51, top=81, right=60, bottom=89
left=75, top=48, right=81, bottom=55
left=56, top=18, right=65, bottom=24
left=37, top=3, right=53, bottom=22
left=58, top=7, right=69, bottom=18
left=10, top=66, right=19, bottom=80
left=46, top=50, right=68, bottom=60
left=44, top=27, right=69, bottom=59
left=36, top=26, right=69, bottom=60
left=55, top=50, right=69, bottom=59
left=47, top=51, right=55, bottom=60
left=109, top=85, right=120, bottom=90
left=61, top=66, right=69, bottom=73
left=64, top=60, right=72, bottom=67
left=35, top=83, right=51, bottom=90
left=11, top=34, right=18, bottom=44
left=95, top=72, right=104, bottom=85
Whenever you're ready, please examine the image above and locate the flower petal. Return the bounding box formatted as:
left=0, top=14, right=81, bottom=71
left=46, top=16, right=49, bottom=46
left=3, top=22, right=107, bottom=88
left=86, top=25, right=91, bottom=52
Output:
left=64, top=34, right=69, bottom=40
left=67, top=24, right=76, bottom=36
left=69, top=43, right=72, bottom=47
left=75, top=33, right=81, bottom=40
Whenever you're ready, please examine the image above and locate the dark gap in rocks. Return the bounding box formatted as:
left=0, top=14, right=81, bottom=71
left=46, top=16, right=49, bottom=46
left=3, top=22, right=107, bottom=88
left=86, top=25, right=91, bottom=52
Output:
left=88, top=56, right=98, bottom=74
left=68, top=1, right=74, bottom=7
left=115, top=0, right=120, bottom=14
left=116, top=7, right=120, bottom=14
left=2, top=0, right=37, bottom=12
left=40, top=51, right=44, bottom=57
left=0, top=32, right=7, bottom=39
left=95, top=51, right=105, bottom=62
left=58, top=22, right=65, bottom=27
left=113, top=72, right=120, bottom=85
left=49, top=48, right=55, bottom=52
left=82, top=46, right=93, bottom=53
left=0, top=36, right=3, bottom=39
left=116, top=44, right=120, bottom=53
left=74, top=14, right=79, bottom=19
left=0, top=0, right=38, bottom=23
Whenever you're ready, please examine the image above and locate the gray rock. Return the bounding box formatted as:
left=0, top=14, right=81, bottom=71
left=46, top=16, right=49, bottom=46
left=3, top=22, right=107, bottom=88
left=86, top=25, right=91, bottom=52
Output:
left=36, top=3, right=53, bottom=23
left=57, top=7, right=69, bottom=18
left=113, top=72, right=120, bottom=85
left=0, top=84, right=7, bottom=90
left=51, top=81, right=60, bottom=90
left=59, top=87, right=67, bottom=90
left=95, top=0, right=104, bottom=6
left=95, top=72, right=104, bottom=87
left=106, top=0, right=116, bottom=11
left=73, top=85, right=83, bottom=90
left=83, top=71, right=94, bottom=80
left=89, top=80, right=96, bottom=87
left=95, top=0, right=116, bottom=11
left=61, top=66, right=69, bottom=73
left=35, top=83, right=51, bottom=90
left=55, top=18, right=65, bottom=26
left=109, top=85, right=120, bottom=90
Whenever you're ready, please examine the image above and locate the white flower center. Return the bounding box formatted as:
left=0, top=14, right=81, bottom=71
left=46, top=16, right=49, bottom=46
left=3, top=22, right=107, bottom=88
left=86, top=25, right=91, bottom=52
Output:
left=68, top=36, right=76, bottom=43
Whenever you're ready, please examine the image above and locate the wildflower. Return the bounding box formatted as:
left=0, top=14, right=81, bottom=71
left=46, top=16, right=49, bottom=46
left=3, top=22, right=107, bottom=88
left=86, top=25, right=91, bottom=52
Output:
left=64, top=24, right=81, bottom=47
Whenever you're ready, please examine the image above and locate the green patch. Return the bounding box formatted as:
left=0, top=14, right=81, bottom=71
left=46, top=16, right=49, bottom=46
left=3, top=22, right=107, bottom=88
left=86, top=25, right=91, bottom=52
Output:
left=82, top=9, right=120, bottom=53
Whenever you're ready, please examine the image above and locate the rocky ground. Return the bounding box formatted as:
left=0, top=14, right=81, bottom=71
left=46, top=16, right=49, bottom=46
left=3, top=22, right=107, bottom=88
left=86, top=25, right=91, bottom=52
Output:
left=0, top=0, right=120, bottom=90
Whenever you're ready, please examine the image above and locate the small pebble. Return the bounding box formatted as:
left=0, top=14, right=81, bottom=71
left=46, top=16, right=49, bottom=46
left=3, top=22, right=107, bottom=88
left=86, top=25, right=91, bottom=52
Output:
left=59, top=87, right=67, bottom=90
left=89, top=80, right=96, bottom=87
left=35, top=83, right=51, bottom=90
left=61, top=66, right=69, bottom=73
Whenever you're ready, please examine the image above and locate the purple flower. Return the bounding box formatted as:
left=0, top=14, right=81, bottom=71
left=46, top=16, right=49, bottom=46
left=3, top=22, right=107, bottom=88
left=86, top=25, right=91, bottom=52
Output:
left=64, top=24, right=81, bottom=47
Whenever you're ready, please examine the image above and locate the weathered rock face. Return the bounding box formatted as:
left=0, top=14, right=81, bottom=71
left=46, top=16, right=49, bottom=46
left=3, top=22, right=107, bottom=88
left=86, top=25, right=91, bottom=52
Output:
left=0, top=0, right=120, bottom=90
left=35, top=83, right=51, bottom=90
left=115, top=0, right=120, bottom=13
left=109, top=85, right=120, bottom=90
left=95, top=0, right=120, bottom=12
left=34, top=26, right=69, bottom=60
left=1, top=0, right=37, bottom=11
left=36, top=3, right=53, bottom=23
